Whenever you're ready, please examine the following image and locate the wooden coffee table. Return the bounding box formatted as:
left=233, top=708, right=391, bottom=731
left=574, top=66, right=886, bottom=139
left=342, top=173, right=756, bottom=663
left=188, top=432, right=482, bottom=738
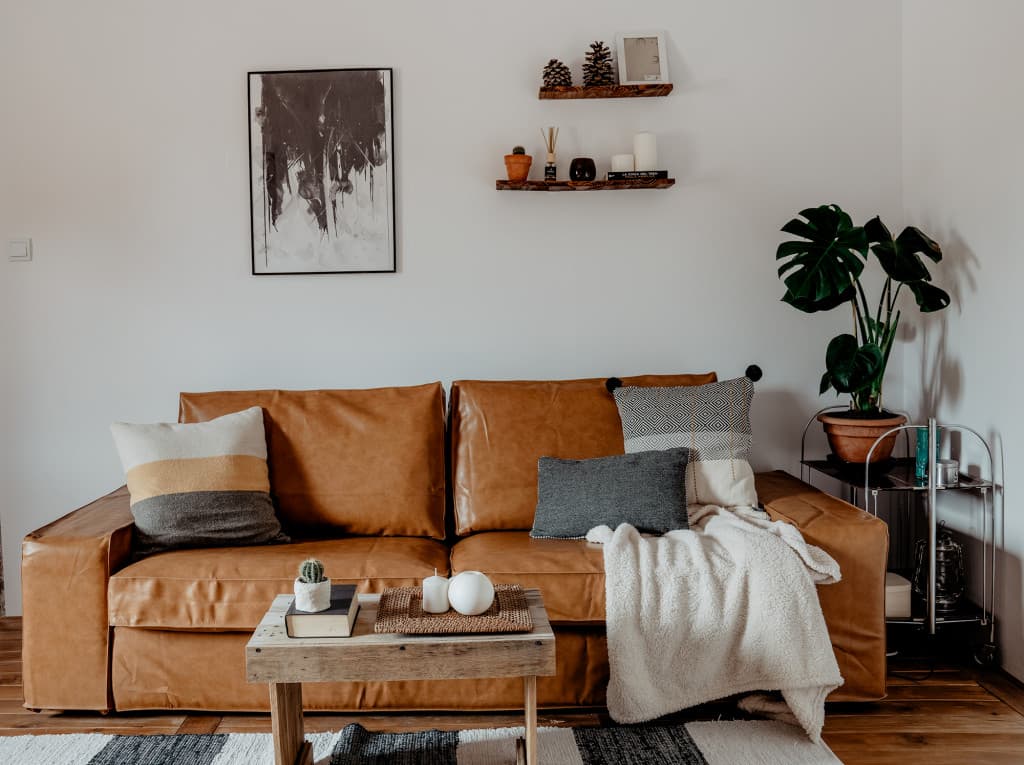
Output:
left=246, top=588, right=556, bottom=765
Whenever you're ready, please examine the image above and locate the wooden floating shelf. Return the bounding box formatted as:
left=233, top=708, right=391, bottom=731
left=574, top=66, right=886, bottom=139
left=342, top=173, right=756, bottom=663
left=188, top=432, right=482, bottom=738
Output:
left=538, top=84, right=673, bottom=100
left=496, top=178, right=675, bottom=192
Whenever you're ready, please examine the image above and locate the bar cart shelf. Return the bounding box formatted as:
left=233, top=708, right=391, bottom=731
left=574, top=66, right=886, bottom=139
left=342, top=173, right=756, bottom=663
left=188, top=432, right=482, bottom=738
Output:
left=799, top=412, right=1001, bottom=664
left=801, top=456, right=994, bottom=495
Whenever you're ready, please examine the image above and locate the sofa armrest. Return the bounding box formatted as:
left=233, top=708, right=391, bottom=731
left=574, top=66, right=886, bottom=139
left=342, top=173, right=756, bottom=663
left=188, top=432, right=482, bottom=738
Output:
left=21, top=486, right=134, bottom=711
left=755, top=470, right=889, bottom=701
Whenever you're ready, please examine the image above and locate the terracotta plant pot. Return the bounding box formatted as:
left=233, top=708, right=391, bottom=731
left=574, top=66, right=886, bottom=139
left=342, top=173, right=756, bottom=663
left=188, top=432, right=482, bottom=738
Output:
left=818, top=412, right=907, bottom=464
left=504, top=154, right=532, bottom=182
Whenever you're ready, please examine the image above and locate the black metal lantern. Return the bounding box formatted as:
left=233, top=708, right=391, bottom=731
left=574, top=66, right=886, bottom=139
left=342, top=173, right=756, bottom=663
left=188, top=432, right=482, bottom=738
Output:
left=913, top=522, right=967, bottom=613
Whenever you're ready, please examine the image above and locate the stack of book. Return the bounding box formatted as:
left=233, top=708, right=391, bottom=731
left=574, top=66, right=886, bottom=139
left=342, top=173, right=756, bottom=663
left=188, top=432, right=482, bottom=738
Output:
left=285, top=584, right=360, bottom=638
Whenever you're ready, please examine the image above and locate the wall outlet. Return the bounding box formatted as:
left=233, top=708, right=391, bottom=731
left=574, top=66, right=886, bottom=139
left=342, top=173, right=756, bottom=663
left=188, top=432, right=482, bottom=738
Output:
left=8, top=239, right=32, bottom=262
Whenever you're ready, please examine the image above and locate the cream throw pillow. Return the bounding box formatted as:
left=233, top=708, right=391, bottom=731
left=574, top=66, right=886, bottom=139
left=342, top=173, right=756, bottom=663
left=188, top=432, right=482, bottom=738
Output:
left=613, top=377, right=758, bottom=509
left=111, top=406, right=288, bottom=553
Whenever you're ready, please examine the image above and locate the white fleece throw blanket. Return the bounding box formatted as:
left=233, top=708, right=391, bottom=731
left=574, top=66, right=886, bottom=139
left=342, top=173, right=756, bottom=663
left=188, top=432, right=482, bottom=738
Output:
left=586, top=506, right=843, bottom=743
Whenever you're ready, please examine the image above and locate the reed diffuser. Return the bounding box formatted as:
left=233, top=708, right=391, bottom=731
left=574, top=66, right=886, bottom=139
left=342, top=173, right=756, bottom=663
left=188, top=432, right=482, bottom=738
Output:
left=541, top=126, right=559, bottom=181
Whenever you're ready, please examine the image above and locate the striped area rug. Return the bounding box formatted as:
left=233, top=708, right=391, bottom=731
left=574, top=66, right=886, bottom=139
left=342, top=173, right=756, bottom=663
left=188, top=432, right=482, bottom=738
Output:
left=0, top=720, right=840, bottom=764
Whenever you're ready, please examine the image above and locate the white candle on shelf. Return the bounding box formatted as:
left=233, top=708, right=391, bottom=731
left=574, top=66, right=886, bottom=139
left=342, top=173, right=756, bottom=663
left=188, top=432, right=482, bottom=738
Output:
left=611, top=154, right=635, bottom=172
left=633, top=132, right=658, bottom=171
left=421, top=568, right=449, bottom=614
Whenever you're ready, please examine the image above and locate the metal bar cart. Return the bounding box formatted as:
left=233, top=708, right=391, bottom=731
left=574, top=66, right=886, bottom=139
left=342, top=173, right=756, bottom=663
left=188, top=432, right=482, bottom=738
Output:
left=800, top=414, right=1000, bottom=664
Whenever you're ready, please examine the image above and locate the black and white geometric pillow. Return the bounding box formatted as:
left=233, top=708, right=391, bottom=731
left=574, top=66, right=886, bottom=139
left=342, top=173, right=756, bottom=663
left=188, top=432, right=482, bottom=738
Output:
left=614, top=377, right=757, bottom=508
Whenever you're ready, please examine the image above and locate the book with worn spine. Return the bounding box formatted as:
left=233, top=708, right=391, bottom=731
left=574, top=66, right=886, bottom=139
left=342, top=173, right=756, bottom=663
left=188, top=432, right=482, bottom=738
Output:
left=285, top=584, right=360, bottom=638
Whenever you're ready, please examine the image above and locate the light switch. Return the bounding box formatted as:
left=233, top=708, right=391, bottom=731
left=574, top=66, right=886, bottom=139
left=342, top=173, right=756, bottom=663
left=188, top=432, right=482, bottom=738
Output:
left=8, top=239, right=32, bottom=262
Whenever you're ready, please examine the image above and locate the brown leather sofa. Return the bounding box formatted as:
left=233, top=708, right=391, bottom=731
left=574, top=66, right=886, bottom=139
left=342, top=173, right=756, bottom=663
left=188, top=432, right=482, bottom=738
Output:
left=21, top=375, right=888, bottom=713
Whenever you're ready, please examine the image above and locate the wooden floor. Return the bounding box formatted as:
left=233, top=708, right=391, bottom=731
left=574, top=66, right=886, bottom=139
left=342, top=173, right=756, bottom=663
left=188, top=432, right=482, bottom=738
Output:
left=2, top=617, right=1023, bottom=763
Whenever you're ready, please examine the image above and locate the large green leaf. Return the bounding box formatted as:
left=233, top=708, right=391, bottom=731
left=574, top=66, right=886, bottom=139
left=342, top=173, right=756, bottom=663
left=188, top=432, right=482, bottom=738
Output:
left=896, top=226, right=943, bottom=263
left=866, top=217, right=944, bottom=283
left=908, top=281, right=952, bottom=312
left=824, top=334, right=884, bottom=394
left=777, top=204, right=868, bottom=313
left=819, top=371, right=832, bottom=396
left=783, top=285, right=856, bottom=313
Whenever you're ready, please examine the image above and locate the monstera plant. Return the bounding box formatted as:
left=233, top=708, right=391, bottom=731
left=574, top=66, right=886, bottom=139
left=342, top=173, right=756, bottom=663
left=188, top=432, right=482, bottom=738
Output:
left=776, top=204, right=950, bottom=462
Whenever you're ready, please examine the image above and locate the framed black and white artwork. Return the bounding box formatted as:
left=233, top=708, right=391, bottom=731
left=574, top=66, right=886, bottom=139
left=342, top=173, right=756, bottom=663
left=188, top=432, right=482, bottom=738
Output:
left=248, top=68, right=396, bottom=275
left=616, top=33, right=669, bottom=85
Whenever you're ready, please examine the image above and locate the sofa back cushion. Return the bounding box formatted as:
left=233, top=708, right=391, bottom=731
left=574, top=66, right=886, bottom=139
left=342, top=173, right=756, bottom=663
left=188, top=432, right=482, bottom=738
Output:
left=179, top=384, right=446, bottom=538
left=450, top=373, right=716, bottom=535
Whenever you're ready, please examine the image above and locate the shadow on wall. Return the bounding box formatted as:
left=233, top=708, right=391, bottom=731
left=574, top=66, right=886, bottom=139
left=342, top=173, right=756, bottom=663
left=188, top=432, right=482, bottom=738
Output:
left=901, top=227, right=1016, bottom=673
left=993, top=430, right=1012, bottom=670
left=752, top=387, right=812, bottom=474
left=997, top=549, right=1021, bottom=678
left=904, top=227, right=980, bottom=416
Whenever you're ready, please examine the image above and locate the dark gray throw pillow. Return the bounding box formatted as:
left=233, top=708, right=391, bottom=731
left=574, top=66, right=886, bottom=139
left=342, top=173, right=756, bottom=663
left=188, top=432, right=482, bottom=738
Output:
left=530, top=448, right=689, bottom=539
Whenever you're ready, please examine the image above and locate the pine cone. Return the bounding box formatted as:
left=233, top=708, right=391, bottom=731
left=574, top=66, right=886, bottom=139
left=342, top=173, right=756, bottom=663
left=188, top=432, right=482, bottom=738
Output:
left=542, top=58, right=573, bottom=88
left=582, top=41, right=616, bottom=87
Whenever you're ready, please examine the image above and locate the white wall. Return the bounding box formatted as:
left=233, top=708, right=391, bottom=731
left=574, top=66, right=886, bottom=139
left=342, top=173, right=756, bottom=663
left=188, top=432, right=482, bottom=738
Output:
left=902, top=0, right=1024, bottom=680
left=0, top=0, right=903, bottom=614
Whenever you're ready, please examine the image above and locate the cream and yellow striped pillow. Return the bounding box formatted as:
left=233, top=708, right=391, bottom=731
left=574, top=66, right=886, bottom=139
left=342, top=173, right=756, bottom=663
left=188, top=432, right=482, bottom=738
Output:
left=111, top=406, right=288, bottom=553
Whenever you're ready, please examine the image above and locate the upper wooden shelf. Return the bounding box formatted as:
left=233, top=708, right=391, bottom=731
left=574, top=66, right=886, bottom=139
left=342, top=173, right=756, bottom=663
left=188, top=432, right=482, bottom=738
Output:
left=496, top=178, right=675, bottom=192
left=538, top=84, right=673, bottom=100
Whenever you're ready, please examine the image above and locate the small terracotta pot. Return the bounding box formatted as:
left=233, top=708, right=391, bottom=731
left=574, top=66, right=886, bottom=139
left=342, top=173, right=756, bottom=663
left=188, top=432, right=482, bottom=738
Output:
left=504, top=154, right=532, bottom=182
left=818, top=412, right=907, bottom=464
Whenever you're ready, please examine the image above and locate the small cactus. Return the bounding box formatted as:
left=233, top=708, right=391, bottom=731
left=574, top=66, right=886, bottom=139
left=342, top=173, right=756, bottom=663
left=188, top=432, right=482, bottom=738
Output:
left=512, top=146, right=526, bottom=155
left=298, top=558, right=326, bottom=584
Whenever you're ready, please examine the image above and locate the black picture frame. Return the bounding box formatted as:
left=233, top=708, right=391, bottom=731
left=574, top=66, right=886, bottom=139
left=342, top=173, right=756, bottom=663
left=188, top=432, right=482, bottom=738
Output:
left=248, top=67, right=397, bottom=275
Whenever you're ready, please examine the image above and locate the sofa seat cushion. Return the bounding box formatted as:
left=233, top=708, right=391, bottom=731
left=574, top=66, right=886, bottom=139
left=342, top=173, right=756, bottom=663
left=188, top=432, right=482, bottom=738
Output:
left=450, top=531, right=605, bottom=624
left=108, top=537, right=450, bottom=630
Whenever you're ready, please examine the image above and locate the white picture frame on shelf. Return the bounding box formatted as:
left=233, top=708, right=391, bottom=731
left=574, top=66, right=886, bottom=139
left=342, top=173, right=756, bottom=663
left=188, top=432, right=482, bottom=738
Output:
left=616, top=32, right=669, bottom=85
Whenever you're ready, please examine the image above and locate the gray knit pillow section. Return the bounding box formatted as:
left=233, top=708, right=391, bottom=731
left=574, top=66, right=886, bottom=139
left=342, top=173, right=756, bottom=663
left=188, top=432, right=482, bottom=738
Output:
left=131, top=491, right=288, bottom=555
left=530, top=448, right=689, bottom=539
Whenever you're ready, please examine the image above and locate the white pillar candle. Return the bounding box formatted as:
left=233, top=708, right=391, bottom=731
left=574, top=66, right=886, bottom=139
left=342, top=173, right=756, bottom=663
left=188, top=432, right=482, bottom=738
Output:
left=633, top=132, right=658, bottom=171
left=611, top=154, right=635, bottom=172
left=421, top=568, right=449, bottom=614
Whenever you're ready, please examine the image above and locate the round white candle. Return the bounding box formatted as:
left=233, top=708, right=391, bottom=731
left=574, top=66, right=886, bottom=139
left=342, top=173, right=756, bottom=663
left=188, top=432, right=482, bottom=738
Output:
left=633, top=132, right=658, bottom=171
left=421, top=568, right=449, bottom=614
left=447, top=571, right=495, bottom=616
left=611, top=154, right=635, bottom=172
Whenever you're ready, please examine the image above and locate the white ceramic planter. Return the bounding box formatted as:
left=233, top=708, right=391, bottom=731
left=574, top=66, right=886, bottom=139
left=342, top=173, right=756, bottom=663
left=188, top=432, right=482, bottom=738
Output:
left=447, top=571, right=495, bottom=616
left=294, top=577, right=332, bottom=613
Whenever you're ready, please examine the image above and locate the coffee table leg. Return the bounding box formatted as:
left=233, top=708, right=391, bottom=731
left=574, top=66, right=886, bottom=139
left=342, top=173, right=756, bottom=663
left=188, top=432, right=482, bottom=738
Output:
left=524, top=675, right=538, bottom=765
left=269, top=682, right=311, bottom=765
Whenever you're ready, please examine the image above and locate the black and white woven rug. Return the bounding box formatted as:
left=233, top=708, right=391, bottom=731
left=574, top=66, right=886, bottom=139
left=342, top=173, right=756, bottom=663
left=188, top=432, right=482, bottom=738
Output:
left=0, top=720, right=840, bottom=764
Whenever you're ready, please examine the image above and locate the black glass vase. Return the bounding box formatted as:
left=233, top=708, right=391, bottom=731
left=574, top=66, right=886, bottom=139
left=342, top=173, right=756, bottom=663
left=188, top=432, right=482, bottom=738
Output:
left=569, top=157, right=597, bottom=182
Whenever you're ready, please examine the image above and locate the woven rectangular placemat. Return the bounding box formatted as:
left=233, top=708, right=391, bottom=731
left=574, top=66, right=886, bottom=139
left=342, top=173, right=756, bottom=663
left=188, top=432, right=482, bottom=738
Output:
left=374, top=584, right=533, bottom=635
